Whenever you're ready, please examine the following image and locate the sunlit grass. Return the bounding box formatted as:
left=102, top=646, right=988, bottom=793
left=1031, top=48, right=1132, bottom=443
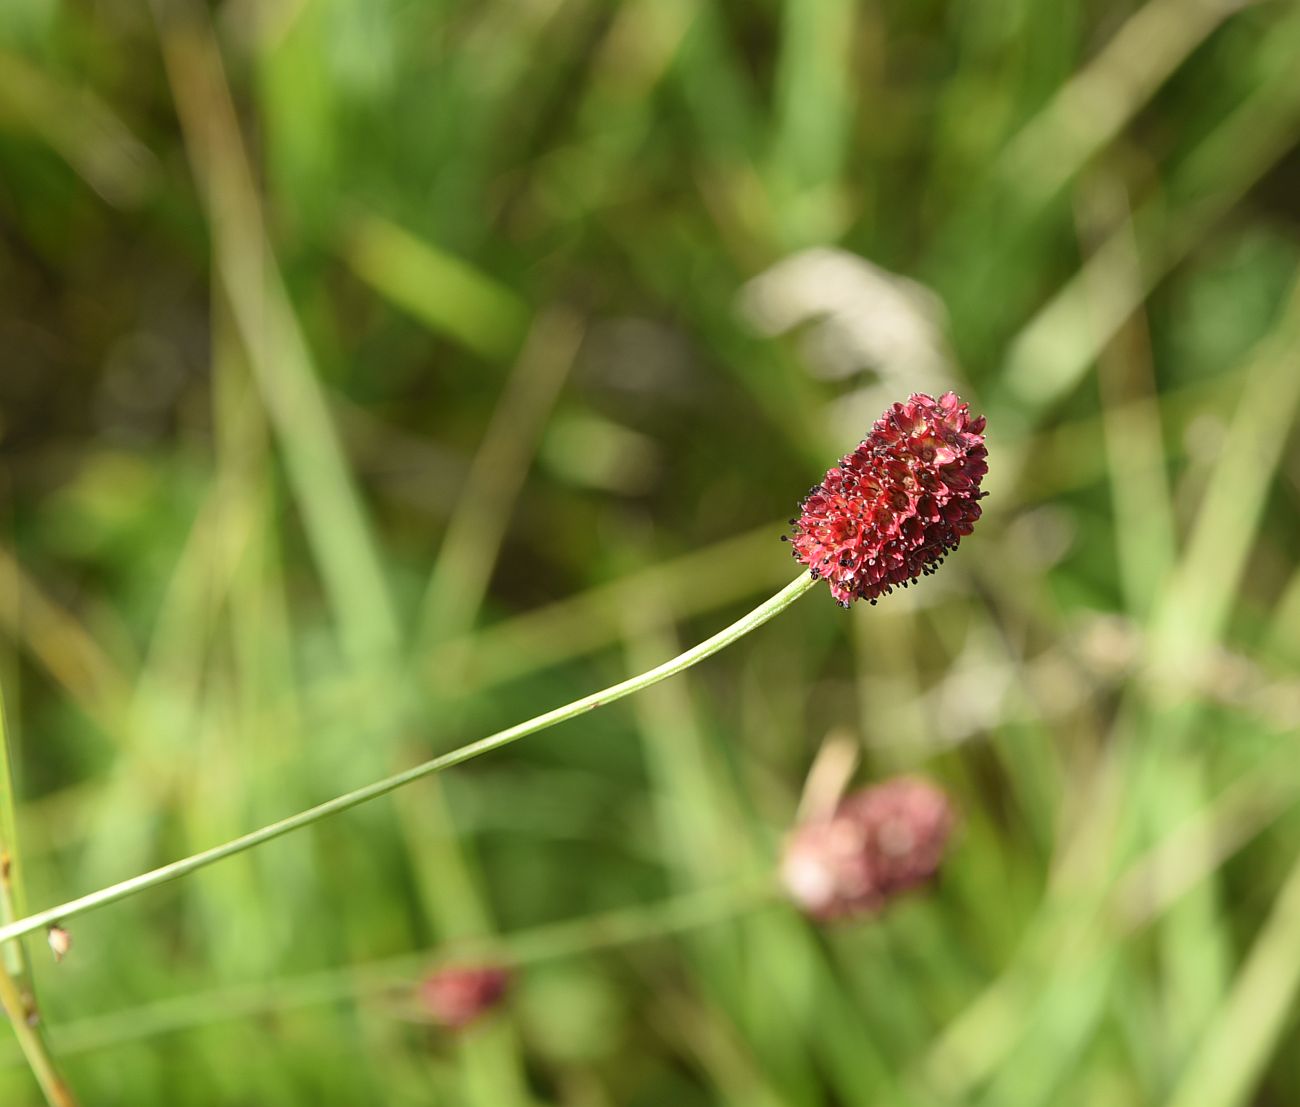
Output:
left=1, top=0, right=1299, bottom=1104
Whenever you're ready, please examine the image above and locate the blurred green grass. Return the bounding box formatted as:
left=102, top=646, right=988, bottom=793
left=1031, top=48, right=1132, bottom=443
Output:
left=1, top=0, right=1299, bottom=1104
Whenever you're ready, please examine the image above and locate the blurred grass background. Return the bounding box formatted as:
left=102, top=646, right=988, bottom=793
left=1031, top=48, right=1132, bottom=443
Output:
left=2, top=0, right=1300, bottom=1103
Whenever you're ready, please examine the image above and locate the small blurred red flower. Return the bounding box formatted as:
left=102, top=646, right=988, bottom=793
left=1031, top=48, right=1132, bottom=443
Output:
left=786, top=392, right=987, bottom=606
left=781, top=776, right=955, bottom=921
left=419, top=964, right=511, bottom=1030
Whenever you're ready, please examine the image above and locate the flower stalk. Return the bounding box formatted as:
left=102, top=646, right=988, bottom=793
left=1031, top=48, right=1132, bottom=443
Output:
left=0, top=390, right=987, bottom=961
left=0, top=573, right=817, bottom=947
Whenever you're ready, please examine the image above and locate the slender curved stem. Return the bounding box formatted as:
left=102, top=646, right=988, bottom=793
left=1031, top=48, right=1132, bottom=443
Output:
left=0, top=573, right=816, bottom=946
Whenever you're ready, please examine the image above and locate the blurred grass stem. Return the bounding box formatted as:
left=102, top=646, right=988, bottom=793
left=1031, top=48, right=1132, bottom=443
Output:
left=0, top=574, right=816, bottom=946
left=0, top=688, right=76, bottom=1104
left=0, top=963, right=76, bottom=1107
left=0, top=881, right=773, bottom=1061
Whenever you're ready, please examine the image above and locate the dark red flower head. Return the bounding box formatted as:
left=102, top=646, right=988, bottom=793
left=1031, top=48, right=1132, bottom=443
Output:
left=780, top=776, right=955, bottom=921
left=786, top=392, right=987, bottom=606
left=419, top=964, right=511, bottom=1029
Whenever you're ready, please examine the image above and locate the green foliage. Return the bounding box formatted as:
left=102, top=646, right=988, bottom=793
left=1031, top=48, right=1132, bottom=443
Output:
left=1, top=0, right=1299, bottom=1103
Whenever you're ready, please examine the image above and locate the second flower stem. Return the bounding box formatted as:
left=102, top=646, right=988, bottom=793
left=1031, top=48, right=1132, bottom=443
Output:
left=0, top=573, right=815, bottom=947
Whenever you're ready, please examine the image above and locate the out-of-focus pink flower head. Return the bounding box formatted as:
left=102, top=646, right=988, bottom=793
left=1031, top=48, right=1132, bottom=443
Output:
left=781, top=776, right=956, bottom=921
left=419, top=964, right=511, bottom=1030
left=786, top=392, right=987, bottom=606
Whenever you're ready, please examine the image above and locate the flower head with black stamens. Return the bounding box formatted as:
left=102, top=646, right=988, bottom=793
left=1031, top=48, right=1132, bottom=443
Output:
left=781, top=776, right=955, bottom=921
left=419, top=965, right=511, bottom=1030
left=785, top=392, right=987, bottom=606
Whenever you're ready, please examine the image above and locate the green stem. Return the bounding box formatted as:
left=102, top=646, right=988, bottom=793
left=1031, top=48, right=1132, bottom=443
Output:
left=482, top=875, right=776, bottom=968
left=1, top=682, right=78, bottom=1104
left=0, top=880, right=774, bottom=1062
left=0, top=962, right=77, bottom=1107
left=0, top=686, right=30, bottom=985
left=0, top=573, right=816, bottom=946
